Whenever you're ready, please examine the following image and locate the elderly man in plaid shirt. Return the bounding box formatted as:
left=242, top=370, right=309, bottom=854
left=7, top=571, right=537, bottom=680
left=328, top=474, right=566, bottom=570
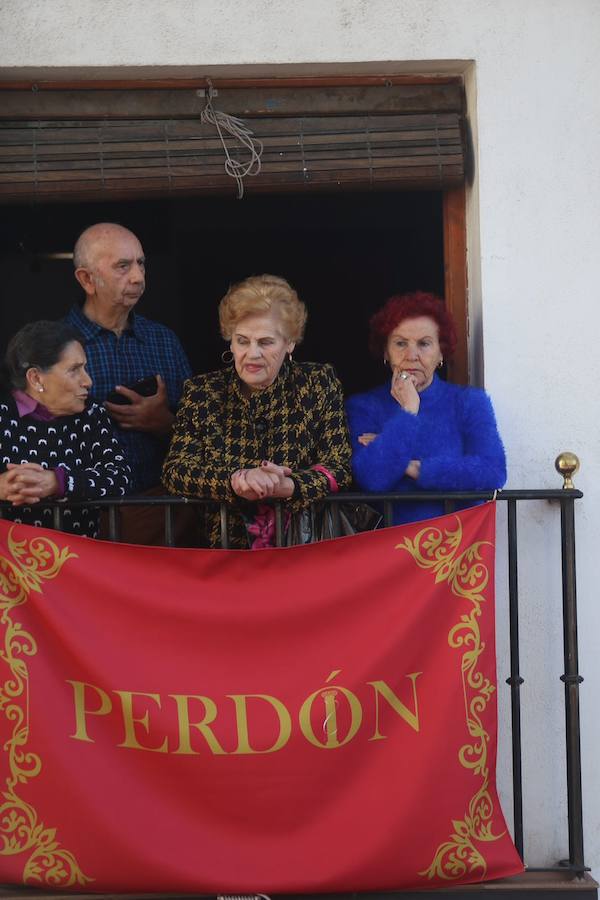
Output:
left=66, top=222, right=193, bottom=544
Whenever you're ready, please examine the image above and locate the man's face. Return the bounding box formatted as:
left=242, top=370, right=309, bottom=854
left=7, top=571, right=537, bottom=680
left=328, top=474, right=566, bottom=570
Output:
left=87, top=230, right=146, bottom=314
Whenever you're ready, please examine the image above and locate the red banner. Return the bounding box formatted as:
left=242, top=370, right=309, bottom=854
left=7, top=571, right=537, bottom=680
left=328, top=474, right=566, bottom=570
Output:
left=0, top=503, right=522, bottom=893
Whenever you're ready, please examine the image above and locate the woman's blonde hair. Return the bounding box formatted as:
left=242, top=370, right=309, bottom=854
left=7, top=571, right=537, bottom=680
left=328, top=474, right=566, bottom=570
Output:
left=219, top=274, right=307, bottom=343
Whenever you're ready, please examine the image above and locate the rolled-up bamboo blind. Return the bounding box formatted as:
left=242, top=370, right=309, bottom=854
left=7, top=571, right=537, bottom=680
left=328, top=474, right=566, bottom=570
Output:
left=0, top=83, right=466, bottom=202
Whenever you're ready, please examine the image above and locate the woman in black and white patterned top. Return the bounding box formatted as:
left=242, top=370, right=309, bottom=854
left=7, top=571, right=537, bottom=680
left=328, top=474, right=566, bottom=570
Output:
left=0, top=321, right=131, bottom=537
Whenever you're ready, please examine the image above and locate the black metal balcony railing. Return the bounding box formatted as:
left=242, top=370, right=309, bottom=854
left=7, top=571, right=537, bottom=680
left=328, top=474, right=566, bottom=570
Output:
left=0, top=484, right=588, bottom=890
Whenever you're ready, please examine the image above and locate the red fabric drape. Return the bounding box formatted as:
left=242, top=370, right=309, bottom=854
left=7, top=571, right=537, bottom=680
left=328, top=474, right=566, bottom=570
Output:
left=0, top=503, right=522, bottom=892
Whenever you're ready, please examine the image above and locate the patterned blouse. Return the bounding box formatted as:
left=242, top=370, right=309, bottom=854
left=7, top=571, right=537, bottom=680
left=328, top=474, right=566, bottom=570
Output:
left=0, top=396, right=131, bottom=537
left=162, top=361, right=352, bottom=548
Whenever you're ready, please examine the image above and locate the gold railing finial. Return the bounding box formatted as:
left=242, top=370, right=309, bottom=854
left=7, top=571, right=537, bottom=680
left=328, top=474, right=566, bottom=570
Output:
left=555, top=451, right=580, bottom=489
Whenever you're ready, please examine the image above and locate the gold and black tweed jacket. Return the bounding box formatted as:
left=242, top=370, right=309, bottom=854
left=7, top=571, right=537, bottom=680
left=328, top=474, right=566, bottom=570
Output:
left=162, top=360, right=352, bottom=548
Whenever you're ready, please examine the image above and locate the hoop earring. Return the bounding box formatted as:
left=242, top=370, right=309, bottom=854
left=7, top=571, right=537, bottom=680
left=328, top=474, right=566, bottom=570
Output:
left=221, top=350, right=234, bottom=365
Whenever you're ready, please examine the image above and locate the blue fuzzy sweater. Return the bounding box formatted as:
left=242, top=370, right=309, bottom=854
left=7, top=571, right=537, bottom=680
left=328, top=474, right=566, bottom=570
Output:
left=345, top=375, right=506, bottom=525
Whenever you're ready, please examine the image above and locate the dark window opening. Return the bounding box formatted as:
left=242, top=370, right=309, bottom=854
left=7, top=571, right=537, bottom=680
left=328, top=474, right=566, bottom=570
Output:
left=0, top=191, right=444, bottom=396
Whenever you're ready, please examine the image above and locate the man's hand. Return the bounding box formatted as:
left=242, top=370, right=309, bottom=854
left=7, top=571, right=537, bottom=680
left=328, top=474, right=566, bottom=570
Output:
left=0, top=463, right=59, bottom=506
left=105, top=374, right=174, bottom=434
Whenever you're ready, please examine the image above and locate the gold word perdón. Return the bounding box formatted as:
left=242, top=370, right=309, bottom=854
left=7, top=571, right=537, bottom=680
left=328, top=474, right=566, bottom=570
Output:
left=66, top=672, right=422, bottom=755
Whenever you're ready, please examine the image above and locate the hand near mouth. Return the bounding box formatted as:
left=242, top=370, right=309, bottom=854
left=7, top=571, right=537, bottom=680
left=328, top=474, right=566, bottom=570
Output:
left=390, top=367, right=420, bottom=415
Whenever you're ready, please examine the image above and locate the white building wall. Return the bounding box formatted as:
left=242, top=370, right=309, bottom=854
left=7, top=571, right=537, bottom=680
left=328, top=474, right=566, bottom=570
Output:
left=1, top=0, right=599, bottom=876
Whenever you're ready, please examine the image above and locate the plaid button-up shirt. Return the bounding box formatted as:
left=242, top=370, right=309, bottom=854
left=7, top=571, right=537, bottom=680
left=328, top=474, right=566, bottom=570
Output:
left=66, top=304, right=192, bottom=492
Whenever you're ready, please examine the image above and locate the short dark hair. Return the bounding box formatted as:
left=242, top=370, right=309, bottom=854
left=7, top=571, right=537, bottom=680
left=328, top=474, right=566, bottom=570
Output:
left=4, top=321, right=84, bottom=390
left=368, top=291, right=458, bottom=359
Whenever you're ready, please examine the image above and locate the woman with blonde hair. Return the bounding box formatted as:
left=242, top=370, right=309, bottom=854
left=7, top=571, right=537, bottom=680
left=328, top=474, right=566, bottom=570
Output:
left=163, top=275, right=351, bottom=547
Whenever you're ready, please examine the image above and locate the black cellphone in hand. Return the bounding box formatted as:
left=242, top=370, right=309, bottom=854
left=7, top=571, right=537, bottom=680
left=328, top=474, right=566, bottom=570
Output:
left=105, top=375, right=159, bottom=406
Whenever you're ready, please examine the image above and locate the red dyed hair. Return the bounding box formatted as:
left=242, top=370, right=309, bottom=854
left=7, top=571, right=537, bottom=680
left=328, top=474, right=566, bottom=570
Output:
left=368, top=291, right=457, bottom=359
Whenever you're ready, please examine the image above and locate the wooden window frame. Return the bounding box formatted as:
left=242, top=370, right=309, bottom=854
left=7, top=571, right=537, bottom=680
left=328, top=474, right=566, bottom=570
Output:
left=443, top=185, right=468, bottom=384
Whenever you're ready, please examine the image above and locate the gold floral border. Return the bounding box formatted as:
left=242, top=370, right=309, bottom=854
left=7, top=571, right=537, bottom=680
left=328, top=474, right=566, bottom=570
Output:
left=396, top=512, right=504, bottom=882
left=0, top=525, right=92, bottom=887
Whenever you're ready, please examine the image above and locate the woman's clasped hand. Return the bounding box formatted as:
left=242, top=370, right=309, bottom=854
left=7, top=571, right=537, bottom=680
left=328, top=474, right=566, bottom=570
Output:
left=0, top=463, right=59, bottom=507
left=230, top=461, right=294, bottom=501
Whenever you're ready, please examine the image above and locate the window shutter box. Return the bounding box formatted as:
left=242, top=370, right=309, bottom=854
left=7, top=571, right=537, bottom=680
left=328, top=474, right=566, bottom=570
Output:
left=0, top=83, right=467, bottom=202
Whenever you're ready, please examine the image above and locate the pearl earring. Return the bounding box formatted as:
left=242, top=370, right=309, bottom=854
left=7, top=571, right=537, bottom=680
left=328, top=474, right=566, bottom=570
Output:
left=38, top=386, right=44, bottom=393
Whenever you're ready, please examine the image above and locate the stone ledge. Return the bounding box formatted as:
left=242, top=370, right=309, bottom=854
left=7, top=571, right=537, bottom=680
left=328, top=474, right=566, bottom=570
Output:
left=0, top=871, right=597, bottom=900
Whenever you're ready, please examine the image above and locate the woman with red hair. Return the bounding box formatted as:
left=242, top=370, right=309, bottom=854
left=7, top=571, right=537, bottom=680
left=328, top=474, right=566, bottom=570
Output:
left=346, top=291, right=506, bottom=524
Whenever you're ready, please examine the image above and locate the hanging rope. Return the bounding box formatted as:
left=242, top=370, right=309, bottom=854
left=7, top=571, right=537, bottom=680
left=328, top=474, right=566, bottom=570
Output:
left=200, top=81, right=263, bottom=198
